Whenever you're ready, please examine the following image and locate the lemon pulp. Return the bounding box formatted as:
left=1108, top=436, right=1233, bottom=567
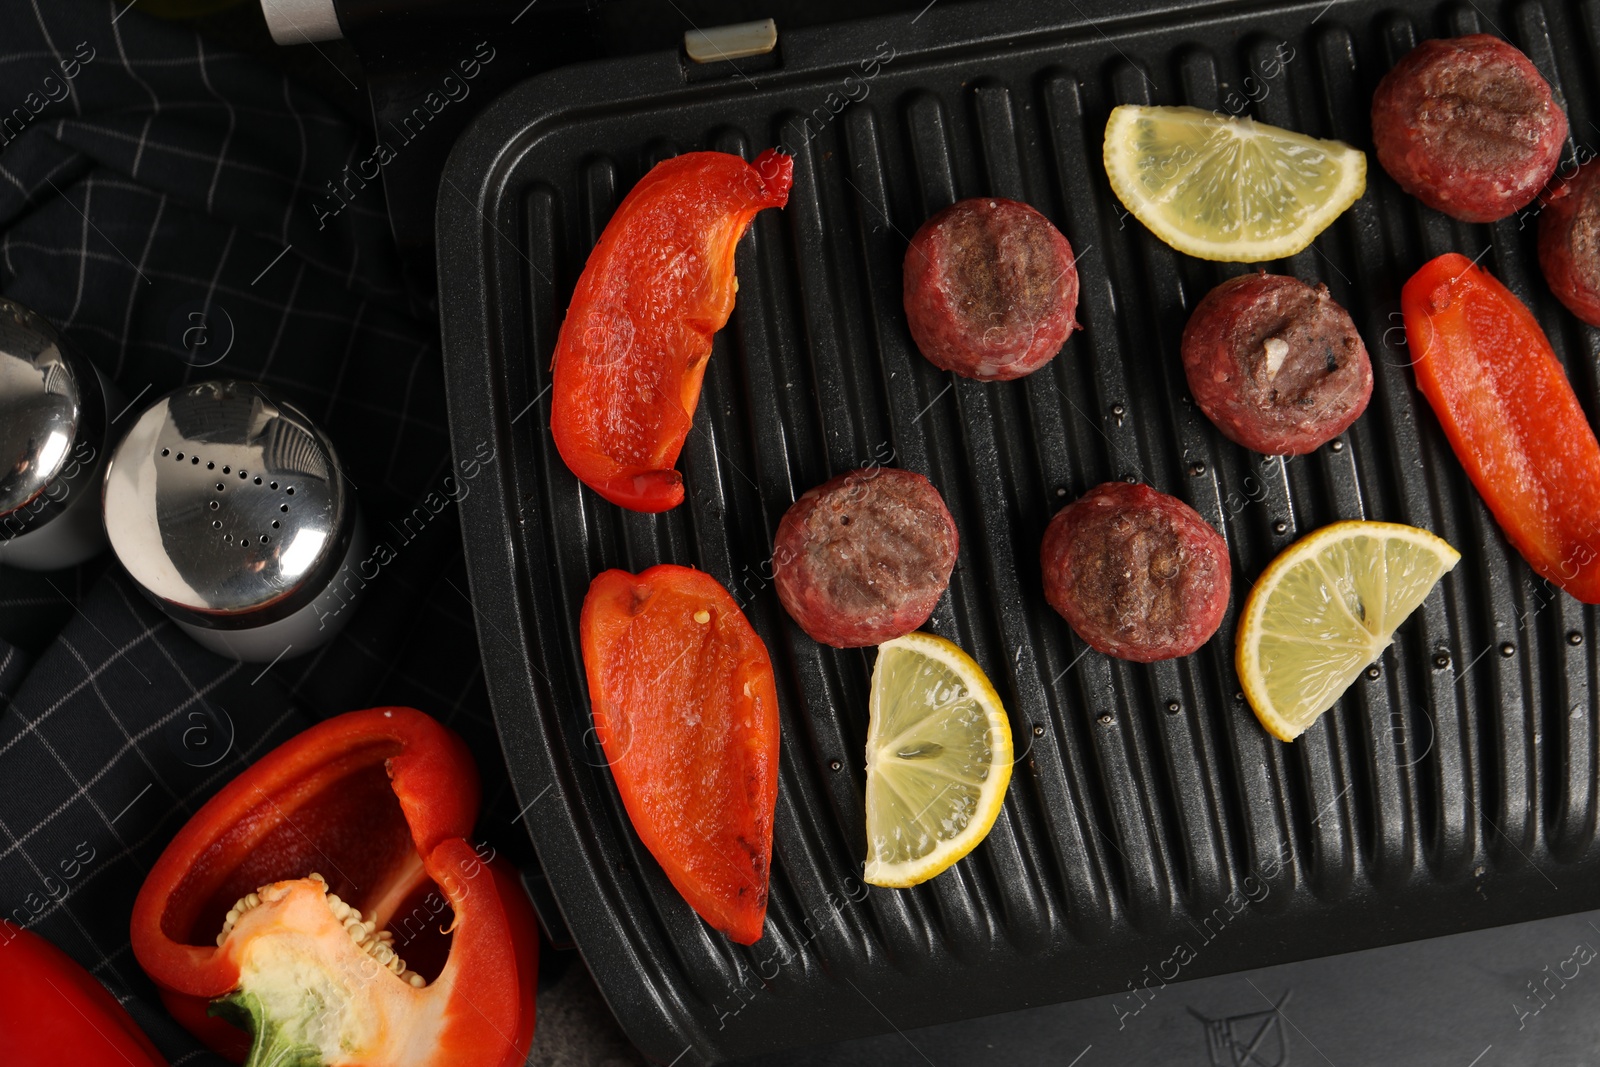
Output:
left=1237, top=520, right=1459, bottom=741
left=863, top=633, right=1013, bottom=888
left=1103, top=104, right=1366, bottom=262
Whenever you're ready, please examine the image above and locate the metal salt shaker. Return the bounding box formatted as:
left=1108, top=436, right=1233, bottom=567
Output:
left=102, top=380, right=367, bottom=661
left=0, top=298, right=118, bottom=570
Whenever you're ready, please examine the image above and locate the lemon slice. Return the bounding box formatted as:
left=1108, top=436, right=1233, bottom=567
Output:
left=863, top=633, right=1013, bottom=888
left=1103, top=104, right=1366, bottom=262
left=1238, top=520, right=1459, bottom=742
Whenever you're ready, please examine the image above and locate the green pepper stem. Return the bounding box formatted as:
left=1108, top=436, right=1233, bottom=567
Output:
left=210, top=990, right=324, bottom=1067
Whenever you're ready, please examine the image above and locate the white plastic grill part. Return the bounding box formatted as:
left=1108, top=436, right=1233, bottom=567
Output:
left=684, top=18, right=777, bottom=63
left=260, top=0, right=342, bottom=46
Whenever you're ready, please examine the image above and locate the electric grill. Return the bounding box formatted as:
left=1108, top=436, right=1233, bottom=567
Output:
left=436, top=0, right=1600, bottom=1060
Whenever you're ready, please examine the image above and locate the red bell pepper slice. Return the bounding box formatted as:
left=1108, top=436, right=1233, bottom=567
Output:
left=1402, top=252, right=1600, bottom=602
left=580, top=565, right=780, bottom=944
left=0, top=921, right=168, bottom=1065
left=551, top=149, right=793, bottom=513
left=130, top=707, right=538, bottom=1067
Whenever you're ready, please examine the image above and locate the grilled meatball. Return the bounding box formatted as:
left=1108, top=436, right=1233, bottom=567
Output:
left=903, top=197, right=1079, bottom=381
left=1182, top=273, right=1373, bottom=456
left=1539, top=159, right=1600, bottom=326
left=1040, top=482, right=1230, bottom=663
left=773, top=468, right=959, bottom=648
left=1371, top=34, right=1567, bottom=223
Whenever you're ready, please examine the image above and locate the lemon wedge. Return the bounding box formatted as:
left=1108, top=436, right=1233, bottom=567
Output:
left=1237, top=520, right=1459, bottom=742
left=863, top=632, right=1013, bottom=888
left=1103, top=104, right=1366, bottom=262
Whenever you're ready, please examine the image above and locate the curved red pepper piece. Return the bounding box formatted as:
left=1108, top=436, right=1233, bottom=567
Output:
left=0, top=921, right=168, bottom=1066
left=130, top=707, right=538, bottom=1067
left=1403, top=252, right=1600, bottom=602
left=551, top=149, right=793, bottom=512
left=580, top=565, right=780, bottom=943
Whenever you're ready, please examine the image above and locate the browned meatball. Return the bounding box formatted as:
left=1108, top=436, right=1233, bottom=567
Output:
left=1539, top=159, right=1600, bottom=326
left=773, top=468, right=958, bottom=648
left=1040, top=482, right=1230, bottom=663
left=902, top=197, right=1079, bottom=381
left=1371, top=34, right=1567, bottom=223
left=1181, top=273, right=1373, bottom=456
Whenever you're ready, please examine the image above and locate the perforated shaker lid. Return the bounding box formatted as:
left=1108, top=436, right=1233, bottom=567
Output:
left=102, top=381, right=355, bottom=629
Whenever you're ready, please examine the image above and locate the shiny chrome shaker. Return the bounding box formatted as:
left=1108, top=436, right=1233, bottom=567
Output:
left=0, top=299, right=117, bottom=570
left=102, top=380, right=367, bottom=662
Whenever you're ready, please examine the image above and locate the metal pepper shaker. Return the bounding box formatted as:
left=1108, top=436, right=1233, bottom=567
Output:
left=102, top=380, right=367, bottom=662
left=0, top=298, right=118, bottom=570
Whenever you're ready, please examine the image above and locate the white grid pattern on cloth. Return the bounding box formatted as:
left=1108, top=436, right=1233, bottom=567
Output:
left=116, top=188, right=165, bottom=373
left=0, top=2, right=529, bottom=1064
left=108, top=1, right=160, bottom=179
left=27, top=0, right=84, bottom=119
left=61, top=170, right=91, bottom=328
left=0, top=621, right=161, bottom=764
left=191, top=36, right=233, bottom=214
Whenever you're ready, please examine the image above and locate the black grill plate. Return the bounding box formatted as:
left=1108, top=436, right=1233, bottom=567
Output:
left=438, top=1, right=1600, bottom=1060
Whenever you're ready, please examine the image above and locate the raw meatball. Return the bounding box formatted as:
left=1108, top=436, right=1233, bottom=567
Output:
left=773, top=468, right=959, bottom=648
left=1181, top=273, right=1373, bottom=455
left=903, top=197, right=1079, bottom=381
left=1539, top=159, right=1600, bottom=326
left=1040, top=482, right=1230, bottom=663
left=1371, top=34, right=1567, bottom=223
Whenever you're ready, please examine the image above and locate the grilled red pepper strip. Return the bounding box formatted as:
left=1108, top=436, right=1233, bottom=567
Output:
left=551, top=149, right=793, bottom=512
left=130, top=707, right=538, bottom=1067
left=1403, top=252, right=1600, bottom=602
left=580, top=565, right=780, bottom=943
left=0, top=921, right=169, bottom=1066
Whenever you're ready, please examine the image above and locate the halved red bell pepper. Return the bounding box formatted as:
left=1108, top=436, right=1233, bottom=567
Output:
left=0, top=921, right=168, bottom=1065
left=580, top=565, right=780, bottom=943
left=130, top=707, right=538, bottom=1067
left=1403, top=252, right=1600, bottom=602
left=551, top=149, right=793, bottom=512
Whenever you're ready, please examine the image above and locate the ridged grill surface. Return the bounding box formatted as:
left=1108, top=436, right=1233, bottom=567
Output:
left=438, top=0, right=1600, bottom=1061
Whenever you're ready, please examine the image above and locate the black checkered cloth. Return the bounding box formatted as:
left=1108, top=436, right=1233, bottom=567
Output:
left=0, top=3, right=524, bottom=1062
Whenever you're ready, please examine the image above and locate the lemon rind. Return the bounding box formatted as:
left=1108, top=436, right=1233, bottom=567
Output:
left=1103, top=104, right=1368, bottom=264
left=1237, top=521, right=1459, bottom=742
left=863, top=633, right=1014, bottom=888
